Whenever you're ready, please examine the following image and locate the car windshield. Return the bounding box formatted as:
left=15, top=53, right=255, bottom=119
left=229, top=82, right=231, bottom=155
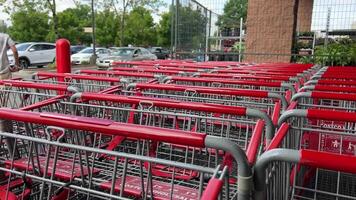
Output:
left=79, top=48, right=93, bottom=54
left=16, top=43, right=32, bottom=51
left=112, top=49, right=134, bottom=56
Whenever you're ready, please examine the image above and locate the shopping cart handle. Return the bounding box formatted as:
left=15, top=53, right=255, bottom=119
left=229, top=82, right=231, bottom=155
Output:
left=292, top=91, right=356, bottom=102
left=35, top=72, right=121, bottom=83
left=300, top=149, right=356, bottom=174
left=40, top=113, right=113, bottom=126
left=278, top=109, right=356, bottom=125
left=73, top=92, right=248, bottom=116
left=79, top=69, right=157, bottom=78
left=0, top=80, right=70, bottom=92
left=0, top=108, right=207, bottom=148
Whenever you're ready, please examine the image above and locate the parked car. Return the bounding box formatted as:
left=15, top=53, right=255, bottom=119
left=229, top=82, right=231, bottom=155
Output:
left=7, top=42, right=56, bottom=69
left=71, top=47, right=110, bottom=65
left=96, top=47, right=157, bottom=68
left=148, top=47, right=170, bottom=59
left=70, top=45, right=86, bottom=55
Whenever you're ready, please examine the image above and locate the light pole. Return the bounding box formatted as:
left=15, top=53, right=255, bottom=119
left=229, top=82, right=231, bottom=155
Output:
left=90, top=0, right=97, bottom=64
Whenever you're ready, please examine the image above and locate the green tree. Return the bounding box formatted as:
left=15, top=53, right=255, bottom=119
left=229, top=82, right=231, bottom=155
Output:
left=108, top=0, right=163, bottom=46
left=217, top=0, right=247, bottom=29
left=157, top=12, right=171, bottom=47
left=8, top=2, right=49, bottom=42
left=95, top=9, right=120, bottom=47
left=47, top=5, right=92, bottom=45
left=124, top=6, right=156, bottom=46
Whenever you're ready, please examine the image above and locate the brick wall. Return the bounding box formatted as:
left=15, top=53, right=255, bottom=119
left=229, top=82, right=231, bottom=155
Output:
left=244, top=0, right=298, bottom=63
left=297, top=0, right=313, bottom=32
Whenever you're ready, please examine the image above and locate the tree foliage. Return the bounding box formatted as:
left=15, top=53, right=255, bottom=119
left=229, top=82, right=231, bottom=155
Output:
left=8, top=2, right=49, bottom=42
left=123, top=6, right=156, bottom=46
left=157, top=12, right=171, bottom=47
left=2, top=0, right=169, bottom=47
left=47, top=5, right=92, bottom=45
left=96, top=9, right=120, bottom=47
left=217, top=0, right=247, bottom=29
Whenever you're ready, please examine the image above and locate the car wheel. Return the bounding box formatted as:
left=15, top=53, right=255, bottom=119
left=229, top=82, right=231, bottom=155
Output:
left=19, top=58, right=30, bottom=69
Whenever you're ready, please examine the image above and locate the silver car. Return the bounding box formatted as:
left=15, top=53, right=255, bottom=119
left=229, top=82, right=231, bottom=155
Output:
left=96, top=47, right=157, bottom=68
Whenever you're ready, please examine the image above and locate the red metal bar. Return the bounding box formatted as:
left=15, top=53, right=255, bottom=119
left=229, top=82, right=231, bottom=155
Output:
left=246, top=120, right=264, bottom=164
left=0, top=108, right=207, bottom=148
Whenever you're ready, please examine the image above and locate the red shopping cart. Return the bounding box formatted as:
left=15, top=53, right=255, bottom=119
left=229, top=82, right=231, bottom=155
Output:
left=256, top=109, right=356, bottom=200
left=0, top=108, right=256, bottom=199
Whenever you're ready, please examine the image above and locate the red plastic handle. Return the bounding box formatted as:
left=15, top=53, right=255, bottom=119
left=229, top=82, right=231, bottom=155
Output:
left=200, top=178, right=224, bottom=200
left=0, top=108, right=207, bottom=147
left=316, top=79, right=356, bottom=86
left=79, top=93, right=248, bottom=116
left=111, top=68, right=185, bottom=75
left=21, top=95, right=67, bottom=111
left=0, top=80, right=68, bottom=91
left=321, top=73, right=356, bottom=79
left=198, top=73, right=290, bottom=81
left=36, top=72, right=121, bottom=83
left=307, top=109, right=356, bottom=122
left=134, top=83, right=270, bottom=98
left=170, top=76, right=283, bottom=87
left=311, top=91, right=356, bottom=101
left=300, top=149, right=356, bottom=174
left=314, top=85, right=356, bottom=93
left=79, top=70, right=157, bottom=78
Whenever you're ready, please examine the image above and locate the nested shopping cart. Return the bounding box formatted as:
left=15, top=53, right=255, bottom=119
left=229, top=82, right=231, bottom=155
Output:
left=0, top=79, right=78, bottom=109
left=67, top=92, right=272, bottom=144
left=296, top=66, right=356, bottom=93
left=253, top=109, right=356, bottom=200
left=0, top=108, right=256, bottom=199
left=75, top=69, right=176, bottom=81
left=105, top=67, right=196, bottom=76
left=290, top=91, right=356, bottom=112
left=125, top=83, right=287, bottom=125
left=31, top=71, right=132, bottom=93
left=160, top=76, right=296, bottom=101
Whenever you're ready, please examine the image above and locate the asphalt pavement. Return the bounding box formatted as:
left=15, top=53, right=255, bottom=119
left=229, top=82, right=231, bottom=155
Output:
left=12, top=65, right=98, bottom=79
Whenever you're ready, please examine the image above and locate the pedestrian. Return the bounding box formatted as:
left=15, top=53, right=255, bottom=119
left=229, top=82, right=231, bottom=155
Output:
left=0, top=33, right=20, bottom=161
left=0, top=32, right=20, bottom=80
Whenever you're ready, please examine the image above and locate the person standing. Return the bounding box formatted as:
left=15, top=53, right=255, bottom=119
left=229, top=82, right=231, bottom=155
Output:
left=0, top=33, right=20, bottom=160
left=0, top=32, right=20, bottom=80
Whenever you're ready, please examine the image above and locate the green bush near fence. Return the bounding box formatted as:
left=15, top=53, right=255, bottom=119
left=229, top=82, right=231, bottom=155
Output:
left=299, top=38, right=356, bottom=66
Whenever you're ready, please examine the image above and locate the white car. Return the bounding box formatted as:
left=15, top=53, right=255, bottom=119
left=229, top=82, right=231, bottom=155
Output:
left=96, top=47, right=157, bottom=68
left=71, top=47, right=110, bottom=65
left=7, top=42, right=56, bottom=69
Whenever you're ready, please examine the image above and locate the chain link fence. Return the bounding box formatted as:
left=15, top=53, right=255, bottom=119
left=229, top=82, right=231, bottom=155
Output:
left=170, top=0, right=356, bottom=65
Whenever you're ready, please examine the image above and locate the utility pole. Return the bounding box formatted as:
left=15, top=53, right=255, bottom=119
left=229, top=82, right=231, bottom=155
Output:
left=90, top=0, right=97, bottom=64
left=324, top=7, right=331, bottom=48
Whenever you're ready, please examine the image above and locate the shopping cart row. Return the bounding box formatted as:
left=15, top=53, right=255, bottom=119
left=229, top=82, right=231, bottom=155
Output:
left=0, top=62, right=318, bottom=200
left=0, top=62, right=355, bottom=199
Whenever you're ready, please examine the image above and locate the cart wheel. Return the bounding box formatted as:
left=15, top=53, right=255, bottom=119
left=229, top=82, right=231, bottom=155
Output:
left=19, top=58, right=29, bottom=69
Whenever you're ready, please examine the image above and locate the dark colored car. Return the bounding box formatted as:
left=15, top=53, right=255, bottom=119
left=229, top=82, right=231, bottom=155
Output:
left=148, top=47, right=170, bottom=59
left=70, top=46, right=86, bottom=55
